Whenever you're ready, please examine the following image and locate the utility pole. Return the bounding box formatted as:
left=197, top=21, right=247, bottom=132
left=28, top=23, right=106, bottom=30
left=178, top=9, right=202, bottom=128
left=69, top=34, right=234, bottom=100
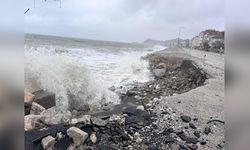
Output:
left=177, top=27, right=185, bottom=48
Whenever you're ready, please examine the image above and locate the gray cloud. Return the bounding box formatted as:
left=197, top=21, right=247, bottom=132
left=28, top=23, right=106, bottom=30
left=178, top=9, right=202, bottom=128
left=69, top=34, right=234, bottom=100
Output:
left=25, top=0, right=224, bottom=42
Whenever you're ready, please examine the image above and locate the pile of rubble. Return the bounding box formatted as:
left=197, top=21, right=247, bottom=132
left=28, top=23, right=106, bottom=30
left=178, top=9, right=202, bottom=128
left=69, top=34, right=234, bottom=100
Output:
left=25, top=56, right=221, bottom=150
left=121, top=56, right=207, bottom=106
left=25, top=98, right=224, bottom=150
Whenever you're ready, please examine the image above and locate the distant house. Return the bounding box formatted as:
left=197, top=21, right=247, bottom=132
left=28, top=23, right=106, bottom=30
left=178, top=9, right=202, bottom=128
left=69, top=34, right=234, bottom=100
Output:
left=191, top=29, right=224, bottom=53
left=144, top=38, right=190, bottom=48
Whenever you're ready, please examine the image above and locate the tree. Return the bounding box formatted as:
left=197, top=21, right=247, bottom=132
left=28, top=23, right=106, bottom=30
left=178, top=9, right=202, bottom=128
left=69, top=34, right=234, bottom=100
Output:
left=203, top=41, right=210, bottom=51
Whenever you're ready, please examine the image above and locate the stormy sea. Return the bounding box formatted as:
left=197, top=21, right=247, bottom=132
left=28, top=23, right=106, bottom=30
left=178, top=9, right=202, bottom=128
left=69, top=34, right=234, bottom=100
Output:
left=24, top=34, right=165, bottom=111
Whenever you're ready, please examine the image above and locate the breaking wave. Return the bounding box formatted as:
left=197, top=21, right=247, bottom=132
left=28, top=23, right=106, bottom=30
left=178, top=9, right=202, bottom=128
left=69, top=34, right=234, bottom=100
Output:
left=25, top=42, right=164, bottom=111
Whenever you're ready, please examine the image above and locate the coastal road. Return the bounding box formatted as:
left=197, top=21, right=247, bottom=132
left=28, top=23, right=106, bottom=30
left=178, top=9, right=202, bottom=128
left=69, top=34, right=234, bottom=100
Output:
left=183, top=48, right=224, bottom=70
left=155, top=48, right=225, bottom=150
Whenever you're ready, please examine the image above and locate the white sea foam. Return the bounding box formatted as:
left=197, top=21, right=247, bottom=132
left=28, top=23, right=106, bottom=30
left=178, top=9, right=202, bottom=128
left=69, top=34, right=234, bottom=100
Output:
left=25, top=36, right=165, bottom=111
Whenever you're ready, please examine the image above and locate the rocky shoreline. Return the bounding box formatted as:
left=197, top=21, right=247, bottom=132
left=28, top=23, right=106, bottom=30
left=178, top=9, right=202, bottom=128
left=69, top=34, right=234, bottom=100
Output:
left=25, top=49, right=224, bottom=150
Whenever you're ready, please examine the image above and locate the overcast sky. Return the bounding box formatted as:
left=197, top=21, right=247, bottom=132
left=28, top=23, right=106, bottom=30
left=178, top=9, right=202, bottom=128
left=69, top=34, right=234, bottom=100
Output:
left=24, top=0, right=224, bottom=42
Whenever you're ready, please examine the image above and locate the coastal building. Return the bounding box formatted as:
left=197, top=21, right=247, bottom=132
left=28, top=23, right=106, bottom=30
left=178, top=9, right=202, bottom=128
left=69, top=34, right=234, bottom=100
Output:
left=191, top=29, right=224, bottom=53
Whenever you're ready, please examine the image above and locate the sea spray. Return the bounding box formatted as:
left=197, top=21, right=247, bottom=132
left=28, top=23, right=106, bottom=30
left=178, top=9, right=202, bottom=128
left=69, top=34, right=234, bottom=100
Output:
left=25, top=35, right=166, bottom=112
left=25, top=47, right=118, bottom=111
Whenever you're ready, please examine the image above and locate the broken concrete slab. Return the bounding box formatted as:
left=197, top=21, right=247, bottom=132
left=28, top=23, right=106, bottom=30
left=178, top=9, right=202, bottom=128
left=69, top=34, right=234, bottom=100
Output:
left=24, top=92, right=35, bottom=103
left=41, top=135, right=56, bottom=150
left=40, top=108, right=66, bottom=126
left=67, top=127, right=88, bottom=146
left=24, top=114, right=44, bottom=131
left=91, top=117, right=108, bottom=127
left=30, top=102, right=46, bottom=115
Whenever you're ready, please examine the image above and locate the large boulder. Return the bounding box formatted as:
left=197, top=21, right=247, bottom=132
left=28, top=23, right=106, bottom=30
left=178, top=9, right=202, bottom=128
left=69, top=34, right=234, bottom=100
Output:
left=152, top=63, right=167, bottom=78
left=24, top=92, right=35, bottom=115
left=91, top=117, right=108, bottom=127
left=153, top=68, right=166, bottom=78
left=33, top=90, right=56, bottom=109
left=24, top=114, right=44, bottom=131
left=41, top=135, right=56, bottom=150
left=30, top=102, right=45, bottom=115
left=24, top=92, right=35, bottom=103
left=67, top=127, right=89, bottom=146
left=40, top=108, right=72, bottom=125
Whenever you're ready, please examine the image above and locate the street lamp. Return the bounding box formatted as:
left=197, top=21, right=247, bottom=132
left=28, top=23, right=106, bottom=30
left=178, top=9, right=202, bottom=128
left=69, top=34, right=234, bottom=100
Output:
left=177, top=27, right=185, bottom=48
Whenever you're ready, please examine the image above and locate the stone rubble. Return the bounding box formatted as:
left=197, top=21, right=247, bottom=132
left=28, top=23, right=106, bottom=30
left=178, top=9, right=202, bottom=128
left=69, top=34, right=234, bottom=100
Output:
left=41, top=135, right=56, bottom=150
left=67, top=127, right=89, bottom=146
left=90, top=132, right=97, bottom=144
left=77, top=115, right=91, bottom=124
left=24, top=114, right=44, bottom=131
left=25, top=55, right=224, bottom=150
left=91, top=117, right=108, bottom=127
left=30, top=102, right=45, bottom=115
left=24, top=92, right=35, bottom=104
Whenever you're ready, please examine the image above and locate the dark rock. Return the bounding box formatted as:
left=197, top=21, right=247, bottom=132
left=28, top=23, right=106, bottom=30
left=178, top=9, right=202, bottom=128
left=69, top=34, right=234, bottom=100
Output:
left=180, top=115, right=191, bottom=123
left=163, top=128, right=174, bottom=135
left=161, top=111, right=169, bottom=115
left=178, top=133, right=187, bottom=141
left=32, top=90, right=56, bottom=109
left=122, top=141, right=129, bottom=147
left=204, top=127, right=211, bottom=135
left=25, top=103, right=32, bottom=115
left=122, top=106, right=137, bottom=115
left=179, top=144, right=188, bottom=149
left=149, top=145, right=158, bottom=150
left=25, top=124, right=71, bottom=150
left=187, top=144, right=198, bottom=150
left=54, top=137, right=72, bottom=150
left=193, top=118, right=198, bottom=121
left=125, top=116, right=144, bottom=125
left=167, top=128, right=174, bottom=133
left=217, top=142, right=224, bottom=148
left=126, top=90, right=135, bottom=96
left=109, top=86, right=115, bottom=91
left=175, top=129, right=184, bottom=135
left=109, top=125, right=130, bottom=140
left=193, top=131, right=201, bottom=138
left=97, top=144, right=116, bottom=150
left=78, top=126, right=93, bottom=136
left=200, top=140, right=207, bottom=145
left=186, top=137, right=199, bottom=144
left=72, top=102, right=90, bottom=112
left=165, top=135, right=175, bottom=144
left=189, top=123, right=197, bottom=129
